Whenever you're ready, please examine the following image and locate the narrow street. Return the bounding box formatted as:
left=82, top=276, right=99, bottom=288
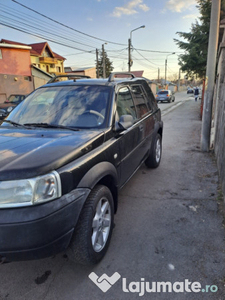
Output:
left=0, top=92, right=224, bottom=300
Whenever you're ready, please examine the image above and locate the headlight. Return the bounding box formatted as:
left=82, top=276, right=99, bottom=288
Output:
left=7, top=107, right=13, bottom=113
left=0, top=171, right=61, bottom=208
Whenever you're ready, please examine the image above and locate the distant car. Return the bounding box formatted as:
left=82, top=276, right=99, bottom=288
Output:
left=0, top=94, right=26, bottom=120
left=155, top=90, right=175, bottom=103
left=187, top=88, right=194, bottom=94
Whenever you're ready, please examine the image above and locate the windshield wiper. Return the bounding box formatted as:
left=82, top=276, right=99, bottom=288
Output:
left=2, top=120, right=28, bottom=128
left=23, top=123, right=80, bottom=131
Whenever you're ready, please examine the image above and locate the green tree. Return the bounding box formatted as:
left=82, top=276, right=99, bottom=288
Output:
left=174, top=0, right=225, bottom=79
left=97, top=50, right=114, bottom=78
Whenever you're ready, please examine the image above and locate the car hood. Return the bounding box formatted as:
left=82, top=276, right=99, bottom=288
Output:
left=0, top=103, right=16, bottom=110
left=0, top=128, right=105, bottom=180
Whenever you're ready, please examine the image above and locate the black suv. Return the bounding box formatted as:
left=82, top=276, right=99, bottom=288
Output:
left=0, top=73, right=163, bottom=265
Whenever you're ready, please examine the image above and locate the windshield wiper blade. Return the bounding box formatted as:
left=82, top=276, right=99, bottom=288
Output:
left=2, top=120, right=28, bottom=128
left=23, top=123, right=80, bottom=131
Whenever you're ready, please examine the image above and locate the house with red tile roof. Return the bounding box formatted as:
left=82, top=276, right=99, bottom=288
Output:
left=29, top=42, right=66, bottom=75
left=1, top=39, right=66, bottom=75
left=0, top=39, right=66, bottom=101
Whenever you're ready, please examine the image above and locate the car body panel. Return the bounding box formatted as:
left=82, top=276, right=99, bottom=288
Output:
left=0, top=128, right=105, bottom=180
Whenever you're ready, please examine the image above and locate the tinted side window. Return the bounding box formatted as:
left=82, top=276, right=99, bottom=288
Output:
left=142, top=81, right=158, bottom=110
left=116, top=87, right=137, bottom=119
left=130, top=84, right=149, bottom=118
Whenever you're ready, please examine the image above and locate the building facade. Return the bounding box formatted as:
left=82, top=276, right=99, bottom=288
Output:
left=65, top=67, right=96, bottom=78
left=0, top=39, right=66, bottom=102
left=0, top=40, right=33, bottom=102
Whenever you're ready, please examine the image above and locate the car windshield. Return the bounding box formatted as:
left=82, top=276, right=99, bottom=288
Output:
left=158, top=91, right=168, bottom=95
left=6, top=95, right=23, bottom=103
left=3, top=85, right=111, bottom=129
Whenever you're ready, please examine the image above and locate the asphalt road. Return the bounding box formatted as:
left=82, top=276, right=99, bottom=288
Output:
left=0, top=91, right=224, bottom=300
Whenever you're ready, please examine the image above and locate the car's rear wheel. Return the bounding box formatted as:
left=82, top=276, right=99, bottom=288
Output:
left=145, top=133, right=162, bottom=168
left=67, top=185, right=114, bottom=265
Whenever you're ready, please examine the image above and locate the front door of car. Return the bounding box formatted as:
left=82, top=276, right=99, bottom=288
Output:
left=115, top=86, right=144, bottom=187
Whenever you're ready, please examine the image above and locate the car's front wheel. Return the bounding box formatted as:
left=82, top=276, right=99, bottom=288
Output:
left=67, top=185, right=114, bottom=265
left=145, top=133, right=162, bottom=168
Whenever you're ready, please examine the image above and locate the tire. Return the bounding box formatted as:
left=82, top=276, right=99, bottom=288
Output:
left=67, top=185, right=114, bottom=265
left=145, top=133, right=162, bottom=168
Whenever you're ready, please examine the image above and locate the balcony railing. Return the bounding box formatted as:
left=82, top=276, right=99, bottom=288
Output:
left=39, top=57, right=58, bottom=64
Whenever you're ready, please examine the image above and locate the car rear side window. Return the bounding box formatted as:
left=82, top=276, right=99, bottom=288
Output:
left=141, top=81, right=157, bottom=111
left=130, top=84, right=150, bottom=118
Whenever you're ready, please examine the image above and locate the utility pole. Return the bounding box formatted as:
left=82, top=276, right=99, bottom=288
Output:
left=165, top=52, right=175, bottom=87
left=158, top=68, right=160, bottom=83
left=178, top=68, right=181, bottom=92
left=201, top=0, right=221, bottom=152
left=128, top=26, right=145, bottom=72
left=165, top=59, right=167, bottom=86
left=128, top=38, right=131, bottom=72
left=96, top=49, right=99, bottom=78
left=102, top=44, right=106, bottom=78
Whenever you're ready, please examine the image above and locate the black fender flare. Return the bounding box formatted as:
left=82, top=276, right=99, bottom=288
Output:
left=154, top=120, right=163, bottom=137
left=77, top=161, right=118, bottom=190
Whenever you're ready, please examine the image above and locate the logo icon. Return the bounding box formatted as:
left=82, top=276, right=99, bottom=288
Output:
left=88, top=272, right=121, bottom=292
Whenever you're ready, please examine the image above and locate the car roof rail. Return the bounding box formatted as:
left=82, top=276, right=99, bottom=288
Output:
left=47, top=74, right=91, bottom=83
left=108, top=72, right=136, bottom=82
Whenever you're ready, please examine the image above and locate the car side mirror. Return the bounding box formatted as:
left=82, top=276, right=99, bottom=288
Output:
left=115, top=114, right=134, bottom=131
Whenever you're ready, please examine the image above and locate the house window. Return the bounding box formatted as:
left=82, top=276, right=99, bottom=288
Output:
left=43, top=48, right=52, bottom=57
left=0, top=50, right=2, bottom=59
left=24, top=76, right=32, bottom=81
left=46, top=65, right=49, bottom=73
left=56, top=66, right=61, bottom=73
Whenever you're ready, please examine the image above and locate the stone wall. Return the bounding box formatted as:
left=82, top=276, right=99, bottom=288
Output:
left=214, top=30, right=225, bottom=197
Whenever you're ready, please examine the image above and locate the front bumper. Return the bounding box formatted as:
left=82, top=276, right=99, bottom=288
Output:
left=157, top=97, right=169, bottom=102
left=0, top=188, right=90, bottom=261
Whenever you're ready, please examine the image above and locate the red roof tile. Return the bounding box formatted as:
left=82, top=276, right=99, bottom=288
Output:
left=131, top=71, right=144, bottom=77
left=0, top=39, right=65, bottom=60
left=0, top=39, right=28, bottom=46
left=29, top=42, right=48, bottom=55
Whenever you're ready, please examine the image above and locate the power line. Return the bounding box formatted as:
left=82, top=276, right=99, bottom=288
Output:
left=133, top=49, right=159, bottom=69
left=11, top=0, right=127, bottom=46
left=0, top=21, right=94, bottom=53
left=135, top=48, right=183, bottom=54
left=0, top=4, right=103, bottom=50
left=0, top=12, right=97, bottom=50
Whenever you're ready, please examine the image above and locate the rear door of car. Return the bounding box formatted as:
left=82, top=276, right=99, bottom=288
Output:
left=115, top=82, right=156, bottom=187
left=129, top=81, right=155, bottom=161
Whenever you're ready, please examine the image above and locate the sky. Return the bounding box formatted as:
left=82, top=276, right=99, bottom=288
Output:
left=0, top=0, right=201, bottom=80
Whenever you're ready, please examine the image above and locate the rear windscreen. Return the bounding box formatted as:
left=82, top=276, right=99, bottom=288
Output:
left=158, top=91, right=168, bottom=95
